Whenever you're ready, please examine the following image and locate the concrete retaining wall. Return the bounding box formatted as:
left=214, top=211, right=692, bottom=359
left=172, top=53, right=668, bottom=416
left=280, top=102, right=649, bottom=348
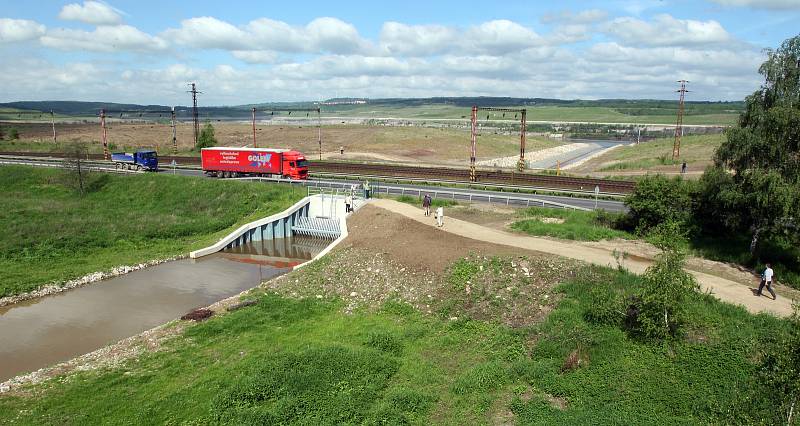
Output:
left=190, top=194, right=352, bottom=259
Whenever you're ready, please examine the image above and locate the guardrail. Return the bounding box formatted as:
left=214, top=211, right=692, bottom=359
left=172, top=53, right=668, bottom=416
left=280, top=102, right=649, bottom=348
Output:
left=2, top=155, right=613, bottom=211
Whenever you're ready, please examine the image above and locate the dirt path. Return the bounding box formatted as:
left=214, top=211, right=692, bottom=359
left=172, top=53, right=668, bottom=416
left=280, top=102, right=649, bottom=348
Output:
left=371, top=199, right=794, bottom=317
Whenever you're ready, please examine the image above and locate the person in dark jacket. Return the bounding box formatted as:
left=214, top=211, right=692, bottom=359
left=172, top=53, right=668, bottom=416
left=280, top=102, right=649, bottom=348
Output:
left=422, top=194, right=432, bottom=216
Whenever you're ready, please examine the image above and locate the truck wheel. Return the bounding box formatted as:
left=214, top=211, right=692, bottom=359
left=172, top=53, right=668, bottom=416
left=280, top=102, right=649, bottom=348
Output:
left=136, top=165, right=142, bottom=171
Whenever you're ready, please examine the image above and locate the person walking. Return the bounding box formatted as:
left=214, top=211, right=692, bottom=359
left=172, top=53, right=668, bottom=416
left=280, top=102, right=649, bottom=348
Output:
left=435, top=206, right=444, bottom=227
left=681, top=162, right=687, bottom=174
left=756, top=263, right=777, bottom=300
left=363, top=180, right=371, bottom=199
left=422, top=194, right=432, bottom=216
left=345, top=194, right=352, bottom=213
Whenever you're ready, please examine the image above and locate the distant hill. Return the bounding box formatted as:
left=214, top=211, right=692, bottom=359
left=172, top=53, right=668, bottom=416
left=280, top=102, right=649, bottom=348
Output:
left=0, top=97, right=745, bottom=119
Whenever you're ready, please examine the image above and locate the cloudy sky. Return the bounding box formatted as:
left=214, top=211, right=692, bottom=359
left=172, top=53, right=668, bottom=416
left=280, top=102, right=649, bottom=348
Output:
left=1, top=0, right=799, bottom=105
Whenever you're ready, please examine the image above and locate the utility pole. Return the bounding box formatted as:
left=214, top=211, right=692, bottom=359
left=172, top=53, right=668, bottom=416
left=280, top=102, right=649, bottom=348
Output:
left=50, top=110, right=57, bottom=144
left=171, top=106, right=177, bottom=155
left=672, top=80, right=689, bottom=160
left=251, top=107, right=257, bottom=148
left=517, top=109, right=527, bottom=172
left=318, top=109, right=322, bottom=160
left=100, top=109, right=109, bottom=160
left=188, top=83, right=201, bottom=148
left=470, top=106, right=478, bottom=182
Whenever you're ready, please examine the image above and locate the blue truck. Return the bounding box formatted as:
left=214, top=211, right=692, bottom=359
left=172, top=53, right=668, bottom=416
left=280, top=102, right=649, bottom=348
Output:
left=111, top=150, right=158, bottom=171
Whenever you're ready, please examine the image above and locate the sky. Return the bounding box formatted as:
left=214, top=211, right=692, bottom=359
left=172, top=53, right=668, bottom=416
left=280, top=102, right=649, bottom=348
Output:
left=1, top=0, right=799, bottom=105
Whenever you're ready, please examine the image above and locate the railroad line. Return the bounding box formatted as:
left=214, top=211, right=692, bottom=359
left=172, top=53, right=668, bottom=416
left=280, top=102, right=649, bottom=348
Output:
left=0, top=151, right=636, bottom=194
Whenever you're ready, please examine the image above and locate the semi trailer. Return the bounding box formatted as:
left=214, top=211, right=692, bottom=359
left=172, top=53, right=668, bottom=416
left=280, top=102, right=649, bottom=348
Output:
left=200, top=147, right=309, bottom=180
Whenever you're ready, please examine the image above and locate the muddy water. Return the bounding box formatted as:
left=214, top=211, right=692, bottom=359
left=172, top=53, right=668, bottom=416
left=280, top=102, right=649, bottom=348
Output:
left=0, top=237, right=325, bottom=382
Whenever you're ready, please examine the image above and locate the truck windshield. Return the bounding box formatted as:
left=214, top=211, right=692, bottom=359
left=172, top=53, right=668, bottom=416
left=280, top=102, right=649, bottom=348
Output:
left=139, top=152, right=156, bottom=159
left=296, top=159, right=308, bottom=168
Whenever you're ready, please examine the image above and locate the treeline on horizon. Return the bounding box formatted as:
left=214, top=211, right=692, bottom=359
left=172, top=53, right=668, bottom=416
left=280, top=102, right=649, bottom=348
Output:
left=0, top=97, right=745, bottom=118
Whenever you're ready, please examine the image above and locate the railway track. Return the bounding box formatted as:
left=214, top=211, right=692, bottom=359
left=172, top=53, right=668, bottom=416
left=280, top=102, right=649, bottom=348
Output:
left=0, top=151, right=636, bottom=194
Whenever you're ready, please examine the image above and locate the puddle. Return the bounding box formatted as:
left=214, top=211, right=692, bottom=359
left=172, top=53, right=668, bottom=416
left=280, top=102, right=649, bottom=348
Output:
left=0, top=237, right=325, bottom=382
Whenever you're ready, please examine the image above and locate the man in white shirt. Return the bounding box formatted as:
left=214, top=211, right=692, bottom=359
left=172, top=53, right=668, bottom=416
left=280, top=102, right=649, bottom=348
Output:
left=756, top=263, right=777, bottom=300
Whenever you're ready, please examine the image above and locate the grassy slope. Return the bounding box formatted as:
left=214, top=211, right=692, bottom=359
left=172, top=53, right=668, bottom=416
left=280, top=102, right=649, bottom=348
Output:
left=510, top=207, right=632, bottom=241
left=582, top=134, right=725, bottom=173
left=0, top=166, right=301, bottom=297
left=0, top=257, right=785, bottom=424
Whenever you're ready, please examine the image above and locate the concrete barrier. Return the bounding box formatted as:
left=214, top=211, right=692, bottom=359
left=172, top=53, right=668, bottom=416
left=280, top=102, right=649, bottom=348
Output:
left=190, top=194, right=352, bottom=260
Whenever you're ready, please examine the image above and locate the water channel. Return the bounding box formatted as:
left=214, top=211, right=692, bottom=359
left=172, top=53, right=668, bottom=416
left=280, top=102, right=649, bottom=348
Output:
left=0, top=237, right=327, bottom=382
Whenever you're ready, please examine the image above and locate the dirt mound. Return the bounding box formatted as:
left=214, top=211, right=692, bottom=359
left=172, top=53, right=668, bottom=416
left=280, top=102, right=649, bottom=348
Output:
left=267, top=205, right=578, bottom=325
left=344, top=205, right=528, bottom=272
left=180, top=308, right=214, bottom=321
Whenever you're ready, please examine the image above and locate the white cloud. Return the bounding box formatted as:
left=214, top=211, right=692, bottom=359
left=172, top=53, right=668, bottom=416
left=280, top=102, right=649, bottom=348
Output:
left=232, top=50, right=278, bottom=64
left=58, top=1, right=123, bottom=26
left=541, top=9, right=609, bottom=24
left=468, top=20, right=543, bottom=54
left=41, top=25, right=167, bottom=52
left=379, top=22, right=458, bottom=56
left=602, top=14, right=733, bottom=47
left=164, top=16, right=371, bottom=54
left=163, top=16, right=248, bottom=50
left=710, top=0, right=800, bottom=9
left=379, top=20, right=544, bottom=57
left=0, top=18, right=46, bottom=43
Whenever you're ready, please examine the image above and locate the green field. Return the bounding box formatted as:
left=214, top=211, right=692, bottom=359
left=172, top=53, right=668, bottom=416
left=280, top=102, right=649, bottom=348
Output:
left=510, top=207, right=633, bottom=241
left=323, top=105, right=738, bottom=125
left=0, top=166, right=301, bottom=298
left=0, top=255, right=788, bottom=424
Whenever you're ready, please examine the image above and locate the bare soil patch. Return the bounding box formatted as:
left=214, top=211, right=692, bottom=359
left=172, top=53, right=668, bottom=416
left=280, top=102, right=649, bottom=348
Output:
left=266, top=205, right=579, bottom=326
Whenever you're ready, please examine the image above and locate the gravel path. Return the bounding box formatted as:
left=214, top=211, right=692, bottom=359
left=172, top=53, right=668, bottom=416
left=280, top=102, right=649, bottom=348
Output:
left=371, top=198, right=793, bottom=317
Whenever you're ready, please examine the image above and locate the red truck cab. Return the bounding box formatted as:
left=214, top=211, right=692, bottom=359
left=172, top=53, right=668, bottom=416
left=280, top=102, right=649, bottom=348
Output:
left=282, top=150, right=309, bottom=180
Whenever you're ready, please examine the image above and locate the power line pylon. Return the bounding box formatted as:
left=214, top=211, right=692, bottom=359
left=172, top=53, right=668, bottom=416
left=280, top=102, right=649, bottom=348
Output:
left=187, top=83, right=202, bottom=148
left=672, top=80, right=689, bottom=160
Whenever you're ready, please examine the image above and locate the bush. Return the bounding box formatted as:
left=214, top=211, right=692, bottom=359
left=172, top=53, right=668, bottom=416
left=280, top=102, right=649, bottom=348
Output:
left=8, top=127, right=19, bottom=140
left=626, top=221, right=699, bottom=340
left=196, top=122, right=216, bottom=149
left=584, top=285, right=623, bottom=326
left=623, top=175, right=695, bottom=233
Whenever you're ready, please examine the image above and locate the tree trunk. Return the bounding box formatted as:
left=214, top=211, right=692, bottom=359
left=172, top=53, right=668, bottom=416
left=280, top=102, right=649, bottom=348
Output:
left=749, top=226, right=761, bottom=256
left=788, top=398, right=795, bottom=426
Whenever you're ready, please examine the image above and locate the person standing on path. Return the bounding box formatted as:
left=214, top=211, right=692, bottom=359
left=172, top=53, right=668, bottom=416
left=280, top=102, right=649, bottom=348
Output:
left=363, top=180, right=371, bottom=199
left=756, top=263, right=777, bottom=300
left=681, top=162, right=687, bottom=174
left=435, top=206, right=444, bottom=227
left=345, top=194, right=352, bottom=213
left=422, top=194, right=432, bottom=216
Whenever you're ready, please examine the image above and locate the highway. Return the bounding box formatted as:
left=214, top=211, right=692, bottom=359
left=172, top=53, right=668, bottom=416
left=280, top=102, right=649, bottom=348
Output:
left=0, top=156, right=627, bottom=212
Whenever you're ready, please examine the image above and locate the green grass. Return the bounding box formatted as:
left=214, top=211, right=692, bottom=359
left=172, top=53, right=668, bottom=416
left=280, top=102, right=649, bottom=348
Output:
left=689, top=233, right=800, bottom=289
left=393, top=194, right=459, bottom=208
left=593, top=134, right=725, bottom=172
left=510, top=207, right=632, bottom=241
left=323, top=105, right=738, bottom=125
left=0, top=165, right=302, bottom=297
left=0, top=258, right=787, bottom=424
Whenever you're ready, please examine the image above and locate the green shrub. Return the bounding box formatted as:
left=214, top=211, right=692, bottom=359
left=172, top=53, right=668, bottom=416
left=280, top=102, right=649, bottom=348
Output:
left=623, top=175, right=695, bottom=233
left=196, top=122, right=216, bottom=149
left=626, top=221, right=699, bottom=340
left=8, top=127, right=19, bottom=140
left=585, top=285, right=623, bottom=326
